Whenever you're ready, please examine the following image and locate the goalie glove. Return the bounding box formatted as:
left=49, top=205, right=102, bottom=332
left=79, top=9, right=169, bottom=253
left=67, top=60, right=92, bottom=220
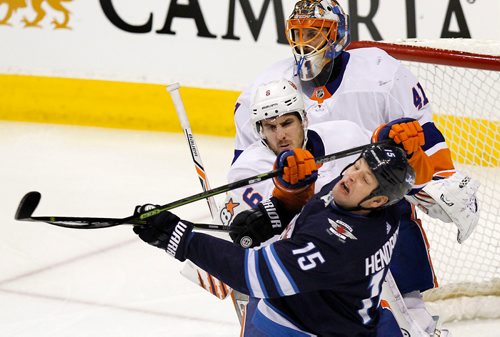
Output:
left=406, top=189, right=453, bottom=224
left=409, top=172, right=480, bottom=243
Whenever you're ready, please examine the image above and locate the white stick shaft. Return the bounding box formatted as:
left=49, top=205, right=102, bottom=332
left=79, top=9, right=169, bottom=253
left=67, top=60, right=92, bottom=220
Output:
left=167, top=83, right=245, bottom=324
left=167, top=83, right=219, bottom=220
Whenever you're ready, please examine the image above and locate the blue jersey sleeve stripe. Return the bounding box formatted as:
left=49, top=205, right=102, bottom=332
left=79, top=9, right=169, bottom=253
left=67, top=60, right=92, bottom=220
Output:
left=253, top=299, right=316, bottom=336
left=270, top=245, right=299, bottom=294
left=246, top=249, right=268, bottom=298
left=262, top=246, right=284, bottom=296
left=421, top=122, right=446, bottom=151
left=264, top=245, right=299, bottom=296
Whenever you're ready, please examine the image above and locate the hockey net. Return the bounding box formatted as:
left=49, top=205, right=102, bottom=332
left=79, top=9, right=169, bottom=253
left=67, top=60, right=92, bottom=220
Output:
left=349, top=40, right=500, bottom=322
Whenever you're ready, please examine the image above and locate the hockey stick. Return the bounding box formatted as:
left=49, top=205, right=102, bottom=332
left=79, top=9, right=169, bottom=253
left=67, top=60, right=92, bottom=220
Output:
left=167, top=83, right=246, bottom=322
left=167, top=83, right=219, bottom=219
left=15, top=141, right=379, bottom=230
left=14, top=191, right=225, bottom=231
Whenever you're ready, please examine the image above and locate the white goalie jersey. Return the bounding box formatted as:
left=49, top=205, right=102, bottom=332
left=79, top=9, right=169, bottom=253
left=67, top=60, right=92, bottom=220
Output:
left=234, top=47, right=435, bottom=153
left=219, top=120, right=371, bottom=226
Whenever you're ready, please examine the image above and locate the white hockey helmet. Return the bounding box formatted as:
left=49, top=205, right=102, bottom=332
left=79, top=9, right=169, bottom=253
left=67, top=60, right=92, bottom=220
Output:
left=286, top=0, right=350, bottom=81
left=251, top=79, right=308, bottom=141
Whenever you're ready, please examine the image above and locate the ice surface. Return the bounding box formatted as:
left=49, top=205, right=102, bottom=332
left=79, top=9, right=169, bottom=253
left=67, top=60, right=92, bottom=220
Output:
left=0, top=121, right=497, bottom=336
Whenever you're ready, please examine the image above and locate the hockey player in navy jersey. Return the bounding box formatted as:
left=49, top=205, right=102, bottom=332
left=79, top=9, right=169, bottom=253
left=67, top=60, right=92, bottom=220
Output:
left=231, top=1, right=479, bottom=334
left=133, top=143, right=418, bottom=336
left=222, top=78, right=433, bottom=336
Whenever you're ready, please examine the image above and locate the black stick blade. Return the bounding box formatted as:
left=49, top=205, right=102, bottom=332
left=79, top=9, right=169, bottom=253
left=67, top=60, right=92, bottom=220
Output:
left=15, top=191, right=41, bottom=220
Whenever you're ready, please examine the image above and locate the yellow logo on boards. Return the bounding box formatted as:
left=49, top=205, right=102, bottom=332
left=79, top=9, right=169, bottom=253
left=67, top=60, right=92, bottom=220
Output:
left=0, top=0, right=72, bottom=29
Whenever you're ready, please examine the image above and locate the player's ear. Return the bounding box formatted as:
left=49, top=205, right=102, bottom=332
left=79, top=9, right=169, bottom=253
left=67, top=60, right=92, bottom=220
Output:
left=302, top=112, right=308, bottom=128
left=364, top=195, right=389, bottom=209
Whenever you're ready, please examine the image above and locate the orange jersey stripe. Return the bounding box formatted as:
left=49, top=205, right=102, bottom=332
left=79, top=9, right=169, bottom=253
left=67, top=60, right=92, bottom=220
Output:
left=428, top=147, right=455, bottom=173
left=409, top=149, right=435, bottom=186
left=410, top=205, right=439, bottom=288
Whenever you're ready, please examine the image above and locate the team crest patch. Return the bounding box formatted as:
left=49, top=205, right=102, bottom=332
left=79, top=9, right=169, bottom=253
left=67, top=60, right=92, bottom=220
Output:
left=327, top=218, right=357, bottom=242
left=219, top=198, right=240, bottom=226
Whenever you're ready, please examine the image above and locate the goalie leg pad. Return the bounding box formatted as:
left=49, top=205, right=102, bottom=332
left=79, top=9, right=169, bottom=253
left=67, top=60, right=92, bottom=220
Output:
left=403, top=290, right=437, bottom=335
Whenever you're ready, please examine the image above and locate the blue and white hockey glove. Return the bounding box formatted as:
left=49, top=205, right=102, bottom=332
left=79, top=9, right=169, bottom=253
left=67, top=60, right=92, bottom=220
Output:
left=132, top=204, right=194, bottom=261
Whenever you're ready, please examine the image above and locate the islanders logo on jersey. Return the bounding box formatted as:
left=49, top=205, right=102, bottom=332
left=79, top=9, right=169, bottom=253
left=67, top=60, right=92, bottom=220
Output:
left=219, top=198, right=240, bottom=226
left=327, top=218, right=357, bottom=242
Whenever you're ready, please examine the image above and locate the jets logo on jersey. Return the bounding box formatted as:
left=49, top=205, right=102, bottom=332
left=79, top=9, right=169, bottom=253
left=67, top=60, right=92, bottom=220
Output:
left=327, top=218, right=357, bottom=242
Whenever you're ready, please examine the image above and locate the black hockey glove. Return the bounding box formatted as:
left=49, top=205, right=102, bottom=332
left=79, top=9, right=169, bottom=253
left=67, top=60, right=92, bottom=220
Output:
left=132, top=204, right=194, bottom=261
left=229, top=198, right=289, bottom=248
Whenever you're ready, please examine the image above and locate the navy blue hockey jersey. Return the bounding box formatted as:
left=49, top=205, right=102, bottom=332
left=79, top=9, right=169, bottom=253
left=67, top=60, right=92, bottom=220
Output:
left=187, top=178, right=403, bottom=336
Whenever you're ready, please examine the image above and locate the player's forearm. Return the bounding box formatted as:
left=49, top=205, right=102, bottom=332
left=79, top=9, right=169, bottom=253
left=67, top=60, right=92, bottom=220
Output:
left=186, top=232, right=251, bottom=295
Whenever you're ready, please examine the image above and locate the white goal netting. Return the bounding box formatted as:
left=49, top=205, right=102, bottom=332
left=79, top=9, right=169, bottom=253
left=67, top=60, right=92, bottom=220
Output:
left=351, top=39, right=500, bottom=321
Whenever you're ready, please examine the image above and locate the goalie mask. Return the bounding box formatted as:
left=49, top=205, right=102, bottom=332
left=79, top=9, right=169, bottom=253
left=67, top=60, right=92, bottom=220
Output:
left=250, top=79, right=308, bottom=147
left=286, top=0, right=350, bottom=87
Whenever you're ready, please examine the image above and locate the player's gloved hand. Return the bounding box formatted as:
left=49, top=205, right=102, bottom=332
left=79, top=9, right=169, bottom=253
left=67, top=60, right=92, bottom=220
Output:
left=229, top=199, right=285, bottom=248
left=373, top=118, right=434, bottom=186
left=272, top=148, right=318, bottom=212
left=372, top=118, right=425, bottom=156
left=132, top=204, right=193, bottom=261
left=273, top=148, right=319, bottom=190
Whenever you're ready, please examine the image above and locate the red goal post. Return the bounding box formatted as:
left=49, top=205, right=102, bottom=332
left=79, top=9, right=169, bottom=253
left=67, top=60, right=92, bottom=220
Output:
left=348, top=40, right=500, bottom=71
left=347, top=40, right=500, bottom=322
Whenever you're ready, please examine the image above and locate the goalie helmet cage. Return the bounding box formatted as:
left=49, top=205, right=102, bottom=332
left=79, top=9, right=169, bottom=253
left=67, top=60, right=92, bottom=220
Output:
left=348, top=40, right=500, bottom=323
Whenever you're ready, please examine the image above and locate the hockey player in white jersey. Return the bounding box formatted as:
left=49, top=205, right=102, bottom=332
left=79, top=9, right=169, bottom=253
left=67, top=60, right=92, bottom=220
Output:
left=230, top=1, right=479, bottom=335
left=222, top=79, right=371, bottom=227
